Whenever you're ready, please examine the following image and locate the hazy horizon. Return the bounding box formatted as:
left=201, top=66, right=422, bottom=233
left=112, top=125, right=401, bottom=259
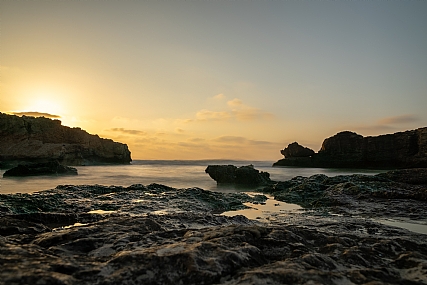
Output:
left=1, top=1, right=426, bottom=160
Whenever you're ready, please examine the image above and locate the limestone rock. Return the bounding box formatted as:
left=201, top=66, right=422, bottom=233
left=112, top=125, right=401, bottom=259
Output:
left=280, top=142, right=315, bottom=158
left=274, top=127, right=427, bottom=169
left=1, top=177, right=427, bottom=285
left=205, top=165, right=271, bottom=186
left=0, top=112, right=131, bottom=166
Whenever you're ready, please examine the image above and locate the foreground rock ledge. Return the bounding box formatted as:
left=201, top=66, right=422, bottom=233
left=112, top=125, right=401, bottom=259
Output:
left=0, top=170, right=426, bottom=285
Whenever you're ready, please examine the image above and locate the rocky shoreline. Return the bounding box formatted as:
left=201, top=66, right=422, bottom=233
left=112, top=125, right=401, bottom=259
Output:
left=0, top=112, right=132, bottom=167
left=273, top=127, right=427, bottom=169
left=1, top=168, right=427, bottom=284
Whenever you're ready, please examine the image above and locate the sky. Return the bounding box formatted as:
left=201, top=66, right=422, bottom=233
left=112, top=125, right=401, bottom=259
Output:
left=1, top=0, right=426, bottom=160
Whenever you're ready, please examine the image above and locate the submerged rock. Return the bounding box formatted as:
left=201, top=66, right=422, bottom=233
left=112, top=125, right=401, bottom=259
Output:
left=205, top=165, right=271, bottom=186
left=3, top=161, right=78, bottom=177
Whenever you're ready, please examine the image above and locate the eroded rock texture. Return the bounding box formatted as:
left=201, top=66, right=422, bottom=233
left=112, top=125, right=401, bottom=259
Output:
left=0, top=112, right=131, bottom=166
left=1, top=170, right=427, bottom=285
left=205, top=165, right=271, bottom=186
left=280, top=142, right=315, bottom=158
left=274, top=127, right=427, bottom=168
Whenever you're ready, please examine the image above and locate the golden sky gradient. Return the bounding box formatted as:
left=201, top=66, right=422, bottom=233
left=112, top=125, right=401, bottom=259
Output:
left=1, top=1, right=426, bottom=160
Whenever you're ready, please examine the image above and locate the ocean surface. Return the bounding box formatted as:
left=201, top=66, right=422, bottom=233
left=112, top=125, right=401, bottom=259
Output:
left=0, top=160, right=385, bottom=194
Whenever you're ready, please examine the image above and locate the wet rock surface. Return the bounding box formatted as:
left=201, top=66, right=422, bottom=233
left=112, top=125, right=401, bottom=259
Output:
left=262, top=169, right=427, bottom=221
left=1, top=169, right=427, bottom=284
left=3, top=161, right=78, bottom=177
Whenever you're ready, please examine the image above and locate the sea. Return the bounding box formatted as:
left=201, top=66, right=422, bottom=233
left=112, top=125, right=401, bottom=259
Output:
left=2, top=160, right=427, bottom=234
left=0, top=160, right=384, bottom=194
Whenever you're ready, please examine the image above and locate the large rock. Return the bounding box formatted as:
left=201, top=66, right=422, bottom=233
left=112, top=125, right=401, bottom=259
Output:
left=205, top=165, right=271, bottom=186
left=3, top=161, right=78, bottom=177
left=0, top=112, right=131, bottom=166
left=280, top=142, right=315, bottom=158
left=274, top=127, right=427, bottom=169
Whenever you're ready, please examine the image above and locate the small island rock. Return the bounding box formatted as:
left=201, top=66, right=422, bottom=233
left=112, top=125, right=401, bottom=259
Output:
left=205, top=165, right=271, bottom=186
left=3, top=161, right=78, bottom=177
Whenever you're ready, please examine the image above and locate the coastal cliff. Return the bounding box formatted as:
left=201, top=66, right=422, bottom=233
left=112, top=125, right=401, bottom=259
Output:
left=273, top=127, right=427, bottom=169
left=0, top=112, right=131, bottom=167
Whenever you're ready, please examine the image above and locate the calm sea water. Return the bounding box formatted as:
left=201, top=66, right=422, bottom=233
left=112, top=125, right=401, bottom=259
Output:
left=0, top=160, right=384, bottom=194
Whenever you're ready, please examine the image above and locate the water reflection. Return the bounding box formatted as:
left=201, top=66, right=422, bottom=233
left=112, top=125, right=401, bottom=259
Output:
left=221, top=194, right=302, bottom=220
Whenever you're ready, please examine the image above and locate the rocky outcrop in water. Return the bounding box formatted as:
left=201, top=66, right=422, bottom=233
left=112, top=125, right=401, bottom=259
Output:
left=273, top=127, right=427, bottom=169
left=3, top=161, right=78, bottom=177
left=0, top=175, right=426, bottom=285
left=281, top=142, right=315, bottom=158
left=0, top=112, right=131, bottom=166
left=205, top=165, right=271, bottom=186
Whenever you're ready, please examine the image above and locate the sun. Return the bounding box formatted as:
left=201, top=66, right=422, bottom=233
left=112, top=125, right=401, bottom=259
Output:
left=30, top=99, right=63, bottom=115
left=17, top=90, right=65, bottom=118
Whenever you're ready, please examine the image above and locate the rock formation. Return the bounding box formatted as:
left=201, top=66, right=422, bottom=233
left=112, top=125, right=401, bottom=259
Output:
left=1, top=171, right=427, bottom=284
left=0, top=112, right=131, bottom=167
left=273, top=127, right=427, bottom=169
left=205, top=165, right=271, bottom=186
left=3, top=161, right=78, bottom=177
left=281, top=142, right=315, bottom=158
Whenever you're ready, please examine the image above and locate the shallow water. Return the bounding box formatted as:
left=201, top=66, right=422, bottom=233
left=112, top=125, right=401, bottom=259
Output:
left=221, top=193, right=303, bottom=220
left=374, top=219, right=427, bottom=235
left=0, top=160, right=384, bottom=194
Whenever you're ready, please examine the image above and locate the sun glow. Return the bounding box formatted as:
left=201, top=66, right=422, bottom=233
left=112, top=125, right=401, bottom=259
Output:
left=15, top=90, right=65, bottom=118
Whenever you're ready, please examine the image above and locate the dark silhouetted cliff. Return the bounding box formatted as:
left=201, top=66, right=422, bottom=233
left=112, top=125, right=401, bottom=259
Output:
left=0, top=112, right=131, bottom=167
left=273, top=127, right=427, bottom=169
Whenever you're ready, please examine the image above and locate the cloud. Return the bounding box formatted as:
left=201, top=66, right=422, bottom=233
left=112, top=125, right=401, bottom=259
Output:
left=109, top=128, right=147, bottom=136
left=11, top=111, right=61, bottom=119
left=175, top=128, right=185, bottom=133
left=232, top=108, right=275, bottom=121
left=189, top=98, right=275, bottom=123
left=213, top=136, right=247, bottom=144
left=195, top=109, right=232, bottom=121
left=344, top=114, right=420, bottom=135
left=378, top=114, right=419, bottom=125
left=213, top=93, right=225, bottom=100
left=227, top=98, right=243, bottom=107
left=213, top=136, right=277, bottom=146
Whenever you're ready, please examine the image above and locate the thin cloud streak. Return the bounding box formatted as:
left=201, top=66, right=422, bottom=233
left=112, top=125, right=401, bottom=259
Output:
left=343, top=114, right=421, bottom=135
left=109, top=128, right=147, bottom=136
left=11, top=111, right=61, bottom=119
left=378, top=114, right=419, bottom=125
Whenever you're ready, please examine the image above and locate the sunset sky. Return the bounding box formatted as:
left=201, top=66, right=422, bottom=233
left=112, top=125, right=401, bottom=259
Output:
left=1, top=1, right=426, bottom=160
